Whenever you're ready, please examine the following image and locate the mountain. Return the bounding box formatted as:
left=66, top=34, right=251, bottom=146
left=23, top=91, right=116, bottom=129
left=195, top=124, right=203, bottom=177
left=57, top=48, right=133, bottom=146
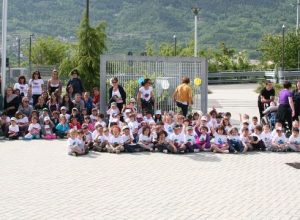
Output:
left=2, top=0, right=298, bottom=58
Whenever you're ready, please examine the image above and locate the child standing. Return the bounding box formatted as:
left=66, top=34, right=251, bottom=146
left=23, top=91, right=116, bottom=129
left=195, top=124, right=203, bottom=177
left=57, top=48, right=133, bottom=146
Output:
left=24, top=116, right=41, bottom=140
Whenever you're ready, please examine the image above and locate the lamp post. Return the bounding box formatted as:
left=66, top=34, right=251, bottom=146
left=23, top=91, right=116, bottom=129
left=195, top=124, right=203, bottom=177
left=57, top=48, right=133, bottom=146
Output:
left=1, top=0, right=8, bottom=98
left=29, top=34, right=34, bottom=74
left=16, top=37, right=21, bottom=67
left=282, top=24, right=285, bottom=72
left=297, top=0, right=300, bottom=34
left=192, top=7, right=200, bottom=57
left=173, top=34, right=177, bottom=56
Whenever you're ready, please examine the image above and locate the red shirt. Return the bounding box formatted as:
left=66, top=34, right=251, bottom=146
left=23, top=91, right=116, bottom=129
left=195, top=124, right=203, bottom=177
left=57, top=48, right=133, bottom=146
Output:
left=93, top=95, right=100, bottom=105
left=69, top=122, right=82, bottom=130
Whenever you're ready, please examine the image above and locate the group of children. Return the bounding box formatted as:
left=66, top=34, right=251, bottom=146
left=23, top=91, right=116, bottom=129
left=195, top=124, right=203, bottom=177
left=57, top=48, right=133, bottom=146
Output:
left=65, top=104, right=300, bottom=156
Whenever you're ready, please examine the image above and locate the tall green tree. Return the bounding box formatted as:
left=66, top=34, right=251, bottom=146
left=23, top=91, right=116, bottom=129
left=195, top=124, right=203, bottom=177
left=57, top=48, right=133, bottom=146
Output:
left=59, top=11, right=107, bottom=91
left=28, top=37, right=69, bottom=65
left=76, top=12, right=107, bottom=90
left=260, top=31, right=300, bottom=69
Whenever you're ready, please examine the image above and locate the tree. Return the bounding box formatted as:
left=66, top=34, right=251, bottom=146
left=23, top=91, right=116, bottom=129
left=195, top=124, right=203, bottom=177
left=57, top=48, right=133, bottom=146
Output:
left=28, top=37, right=69, bottom=65
left=259, top=31, right=300, bottom=69
left=59, top=11, right=107, bottom=91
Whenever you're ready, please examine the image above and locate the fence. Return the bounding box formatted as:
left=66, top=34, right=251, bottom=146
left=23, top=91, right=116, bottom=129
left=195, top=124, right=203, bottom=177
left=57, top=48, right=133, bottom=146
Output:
left=100, top=55, right=208, bottom=114
left=208, top=70, right=300, bottom=84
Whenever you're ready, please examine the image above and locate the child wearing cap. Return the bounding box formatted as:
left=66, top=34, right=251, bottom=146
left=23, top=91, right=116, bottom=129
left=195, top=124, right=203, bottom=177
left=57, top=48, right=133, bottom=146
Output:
left=8, top=117, right=20, bottom=140
left=55, top=115, right=70, bottom=138
left=168, top=125, right=186, bottom=153
left=107, top=102, right=120, bottom=122
left=154, top=110, right=162, bottom=123
left=107, top=125, right=124, bottom=153
left=60, top=106, right=70, bottom=122
left=41, top=116, right=56, bottom=140
left=288, top=128, right=300, bottom=152
left=67, top=129, right=87, bottom=156
left=211, top=126, right=229, bottom=153
left=24, top=116, right=41, bottom=140
left=271, top=127, right=287, bottom=152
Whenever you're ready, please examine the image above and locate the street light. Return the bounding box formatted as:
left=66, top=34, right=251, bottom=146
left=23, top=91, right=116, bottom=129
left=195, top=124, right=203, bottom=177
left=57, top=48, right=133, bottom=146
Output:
left=282, top=24, right=285, bottom=72
left=1, top=0, right=8, bottom=98
left=173, top=34, right=177, bottom=56
left=16, top=37, right=21, bottom=67
left=192, top=7, right=201, bottom=57
left=29, top=34, right=34, bottom=74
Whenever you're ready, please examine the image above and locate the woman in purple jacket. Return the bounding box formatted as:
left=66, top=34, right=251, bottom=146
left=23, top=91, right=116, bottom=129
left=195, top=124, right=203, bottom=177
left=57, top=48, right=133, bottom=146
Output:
left=276, top=81, right=295, bottom=131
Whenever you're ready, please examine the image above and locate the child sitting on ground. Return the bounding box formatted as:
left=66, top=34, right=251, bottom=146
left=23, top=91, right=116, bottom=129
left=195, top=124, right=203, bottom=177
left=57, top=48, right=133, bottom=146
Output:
left=211, top=126, right=229, bottom=153
left=107, top=125, right=124, bottom=154
left=67, top=129, right=88, bottom=156
left=195, top=125, right=210, bottom=152
left=24, top=116, right=41, bottom=140
left=41, top=116, right=56, bottom=140
left=168, top=124, right=186, bottom=153
left=55, top=115, right=70, bottom=138
left=271, top=127, right=287, bottom=152
left=227, top=127, right=244, bottom=153
left=8, top=117, right=20, bottom=140
left=287, top=128, right=300, bottom=152
left=138, top=125, right=154, bottom=151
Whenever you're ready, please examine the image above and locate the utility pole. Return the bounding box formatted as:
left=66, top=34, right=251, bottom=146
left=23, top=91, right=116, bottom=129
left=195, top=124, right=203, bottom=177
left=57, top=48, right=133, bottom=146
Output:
left=297, top=0, right=300, bottom=34
left=17, top=37, right=21, bottom=67
left=29, top=34, right=34, bottom=74
left=282, top=24, right=286, bottom=72
left=86, top=0, right=90, bottom=23
left=1, top=0, right=8, bottom=98
left=173, top=35, right=177, bottom=56
left=192, top=7, right=200, bottom=57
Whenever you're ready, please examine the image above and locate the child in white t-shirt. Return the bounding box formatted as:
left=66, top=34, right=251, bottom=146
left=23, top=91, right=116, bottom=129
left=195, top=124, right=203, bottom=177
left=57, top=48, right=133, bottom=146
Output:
left=92, top=124, right=106, bottom=152
left=8, top=117, right=20, bottom=140
left=271, top=127, right=287, bottom=152
left=168, top=125, right=186, bottom=153
left=24, top=116, right=41, bottom=140
left=107, top=125, right=124, bottom=153
left=227, top=127, right=244, bottom=153
left=211, top=126, right=229, bottom=153
left=138, top=125, right=154, bottom=151
left=260, top=124, right=273, bottom=151
left=67, top=129, right=87, bottom=156
left=288, top=128, right=300, bottom=152
left=185, top=126, right=199, bottom=152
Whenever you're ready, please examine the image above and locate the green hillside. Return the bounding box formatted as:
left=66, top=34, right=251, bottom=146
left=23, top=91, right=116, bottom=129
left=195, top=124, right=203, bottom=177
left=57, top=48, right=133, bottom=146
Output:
left=3, top=0, right=298, bottom=58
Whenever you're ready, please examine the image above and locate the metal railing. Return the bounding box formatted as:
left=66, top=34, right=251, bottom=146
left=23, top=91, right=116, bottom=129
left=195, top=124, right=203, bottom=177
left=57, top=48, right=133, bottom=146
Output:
left=208, top=70, right=300, bottom=84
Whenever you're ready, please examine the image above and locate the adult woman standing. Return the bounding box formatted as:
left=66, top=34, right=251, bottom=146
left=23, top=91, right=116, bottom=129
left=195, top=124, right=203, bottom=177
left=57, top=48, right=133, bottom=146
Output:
left=14, top=75, right=29, bottom=97
left=293, top=80, right=300, bottom=121
left=277, top=81, right=295, bottom=131
left=137, top=78, right=155, bottom=114
left=173, top=77, right=193, bottom=117
left=108, top=77, right=126, bottom=112
left=29, top=70, right=44, bottom=106
left=47, top=69, right=62, bottom=95
left=4, top=87, right=20, bottom=117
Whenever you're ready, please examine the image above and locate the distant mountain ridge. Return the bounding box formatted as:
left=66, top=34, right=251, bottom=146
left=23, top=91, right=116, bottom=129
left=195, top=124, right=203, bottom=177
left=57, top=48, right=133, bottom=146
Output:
left=3, top=0, right=297, bottom=58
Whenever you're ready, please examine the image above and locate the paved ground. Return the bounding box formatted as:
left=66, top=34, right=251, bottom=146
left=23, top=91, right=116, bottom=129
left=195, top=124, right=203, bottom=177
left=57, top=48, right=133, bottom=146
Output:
left=0, top=84, right=300, bottom=220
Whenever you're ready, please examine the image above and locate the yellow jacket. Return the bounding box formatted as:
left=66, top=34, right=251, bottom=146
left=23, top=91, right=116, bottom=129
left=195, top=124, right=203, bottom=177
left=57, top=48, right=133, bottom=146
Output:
left=173, top=83, right=193, bottom=104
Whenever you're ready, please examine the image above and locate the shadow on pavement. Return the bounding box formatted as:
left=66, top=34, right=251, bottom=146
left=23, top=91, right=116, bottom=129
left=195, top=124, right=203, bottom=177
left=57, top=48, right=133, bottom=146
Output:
left=182, top=153, right=221, bottom=162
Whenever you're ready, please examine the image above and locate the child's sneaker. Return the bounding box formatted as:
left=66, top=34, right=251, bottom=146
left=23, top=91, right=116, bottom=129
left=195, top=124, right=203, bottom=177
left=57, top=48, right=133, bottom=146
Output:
left=71, top=152, right=77, bottom=157
left=223, top=150, right=229, bottom=154
left=194, top=149, right=200, bottom=153
left=163, top=149, right=168, bottom=154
